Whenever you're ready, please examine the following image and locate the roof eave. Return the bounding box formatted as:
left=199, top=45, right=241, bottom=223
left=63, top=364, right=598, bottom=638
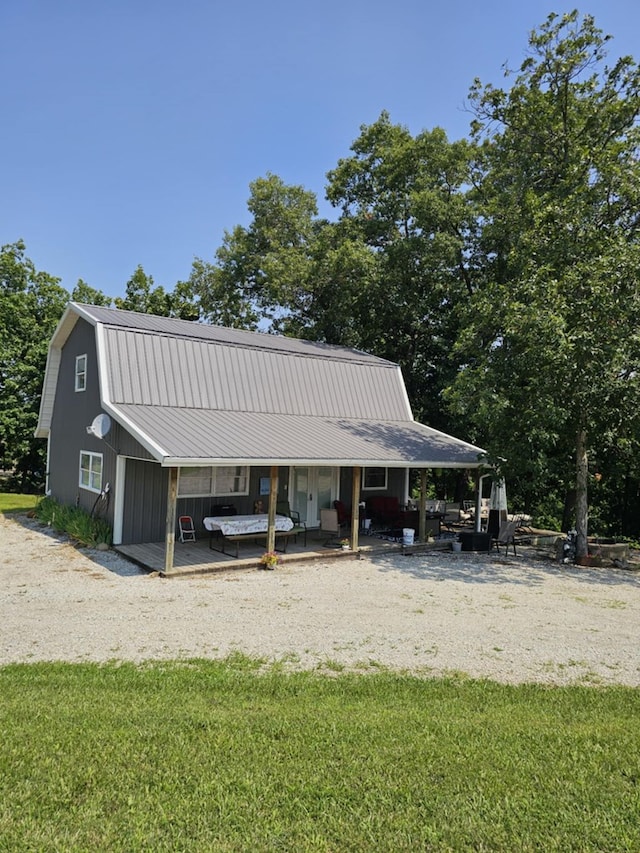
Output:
left=160, top=457, right=486, bottom=468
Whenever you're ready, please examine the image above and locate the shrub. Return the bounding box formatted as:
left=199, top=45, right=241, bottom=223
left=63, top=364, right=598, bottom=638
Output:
left=35, top=496, right=112, bottom=547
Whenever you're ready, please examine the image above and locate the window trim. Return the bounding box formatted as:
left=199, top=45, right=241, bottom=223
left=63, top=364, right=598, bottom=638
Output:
left=75, top=354, right=87, bottom=392
left=361, top=467, right=388, bottom=490
left=79, top=450, right=103, bottom=493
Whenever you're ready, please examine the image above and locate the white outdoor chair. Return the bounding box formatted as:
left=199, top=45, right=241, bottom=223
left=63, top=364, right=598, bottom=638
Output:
left=178, top=515, right=196, bottom=543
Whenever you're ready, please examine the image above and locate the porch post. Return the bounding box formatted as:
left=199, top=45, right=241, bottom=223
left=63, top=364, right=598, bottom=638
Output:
left=266, top=465, right=278, bottom=553
left=351, top=466, right=361, bottom=549
left=419, top=469, right=427, bottom=543
left=164, top=466, right=178, bottom=574
left=475, top=472, right=483, bottom=533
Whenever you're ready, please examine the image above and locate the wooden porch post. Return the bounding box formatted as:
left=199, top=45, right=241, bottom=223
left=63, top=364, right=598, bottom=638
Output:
left=475, top=472, right=483, bottom=533
left=266, top=465, right=278, bottom=553
left=351, top=466, right=361, bottom=549
left=419, top=469, right=427, bottom=543
left=164, top=466, right=178, bottom=574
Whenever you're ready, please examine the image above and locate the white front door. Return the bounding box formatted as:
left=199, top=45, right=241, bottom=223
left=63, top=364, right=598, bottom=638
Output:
left=290, top=467, right=338, bottom=527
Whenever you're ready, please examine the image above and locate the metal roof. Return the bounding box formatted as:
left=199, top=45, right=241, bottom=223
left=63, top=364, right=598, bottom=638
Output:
left=113, top=405, right=486, bottom=468
left=37, top=302, right=486, bottom=467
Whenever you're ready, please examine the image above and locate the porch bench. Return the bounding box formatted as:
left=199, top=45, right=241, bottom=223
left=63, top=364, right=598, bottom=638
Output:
left=210, top=527, right=304, bottom=559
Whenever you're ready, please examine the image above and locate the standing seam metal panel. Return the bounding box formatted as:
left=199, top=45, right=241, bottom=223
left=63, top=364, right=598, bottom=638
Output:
left=103, top=327, right=409, bottom=419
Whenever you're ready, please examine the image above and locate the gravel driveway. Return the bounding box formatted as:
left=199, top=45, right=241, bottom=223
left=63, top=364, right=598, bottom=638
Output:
left=2, top=512, right=639, bottom=685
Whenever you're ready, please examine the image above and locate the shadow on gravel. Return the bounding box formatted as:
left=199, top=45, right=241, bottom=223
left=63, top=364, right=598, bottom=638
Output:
left=368, top=546, right=640, bottom=589
left=8, top=512, right=145, bottom=578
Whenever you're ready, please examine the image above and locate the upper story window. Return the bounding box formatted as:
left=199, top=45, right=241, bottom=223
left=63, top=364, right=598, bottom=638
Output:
left=362, top=467, right=388, bottom=490
left=79, top=451, right=103, bottom=493
left=75, top=354, right=87, bottom=392
left=178, top=465, right=249, bottom=497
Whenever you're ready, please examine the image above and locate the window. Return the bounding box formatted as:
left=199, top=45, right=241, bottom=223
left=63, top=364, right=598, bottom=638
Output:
left=79, top=451, right=103, bottom=493
left=75, top=354, right=87, bottom=392
left=178, top=467, right=212, bottom=496
left=362, top=467, right=388, bottom=490
left=178, top=465, right=249, bottom=497
left=215, top=466, right=248, bottom=495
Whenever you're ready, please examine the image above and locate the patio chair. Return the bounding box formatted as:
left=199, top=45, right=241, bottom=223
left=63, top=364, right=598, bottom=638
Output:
left=276, top=500, right=307, bottom=546
left=320, top=508, right=341, bottom=547
left=492, top=518, right=519, bottom=556
left=333, top=500, right=351, bottom=526
left=178, top=515, right=196, bottom=543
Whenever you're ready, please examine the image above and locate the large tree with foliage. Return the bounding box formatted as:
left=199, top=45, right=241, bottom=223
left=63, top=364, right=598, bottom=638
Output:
left=185, top=173, right=320, bottom=331
left=114, top=265, right=173, bottom=317
left=321, top=113, right=477, bottom=431
left=0, top=241, right=69, bottom=490
left=448, top=12, right=640, bottom=553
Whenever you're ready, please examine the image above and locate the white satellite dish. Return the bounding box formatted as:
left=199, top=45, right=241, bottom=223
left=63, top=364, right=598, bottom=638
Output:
left=86, top=413, right=112, bottom=439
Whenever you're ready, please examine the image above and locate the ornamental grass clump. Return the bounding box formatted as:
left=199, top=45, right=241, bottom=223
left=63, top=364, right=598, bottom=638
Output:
left=35, top=496, right=112, bottom=547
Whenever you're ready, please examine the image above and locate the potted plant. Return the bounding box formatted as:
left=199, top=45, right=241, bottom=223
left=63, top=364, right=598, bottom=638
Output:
left=339, top=538, right=350, bottom=551
left=259, top=550, right=281, bottom=570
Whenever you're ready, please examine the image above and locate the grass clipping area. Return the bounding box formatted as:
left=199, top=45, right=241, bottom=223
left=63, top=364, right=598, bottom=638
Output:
left=1, top=658, right=639, bottom=852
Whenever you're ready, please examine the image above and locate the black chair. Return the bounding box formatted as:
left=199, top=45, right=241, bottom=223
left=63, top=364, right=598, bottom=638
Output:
left=276, top=500, right=307, bottom=546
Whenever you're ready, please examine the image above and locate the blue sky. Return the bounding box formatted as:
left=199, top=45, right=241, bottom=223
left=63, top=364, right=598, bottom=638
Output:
left=3, top=1, right=639, bottom=300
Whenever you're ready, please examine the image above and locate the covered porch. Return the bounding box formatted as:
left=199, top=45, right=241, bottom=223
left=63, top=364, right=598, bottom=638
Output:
left=158, top=462, right=487, bottom=575
left=116, top=523, right=457, bottom=577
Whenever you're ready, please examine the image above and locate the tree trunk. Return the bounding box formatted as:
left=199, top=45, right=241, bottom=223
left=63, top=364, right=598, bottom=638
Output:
left=575, top=428, right=589, bottom=559
left=561, top=489, right=576, bottom=533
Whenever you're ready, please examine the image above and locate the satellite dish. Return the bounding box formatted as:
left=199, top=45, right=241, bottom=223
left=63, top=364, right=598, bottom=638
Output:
left=87, top=413, right=112, bottom=439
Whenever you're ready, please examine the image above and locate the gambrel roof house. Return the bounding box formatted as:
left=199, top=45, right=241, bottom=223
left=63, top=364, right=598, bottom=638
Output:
left=36, top=303, right=485, bottom=572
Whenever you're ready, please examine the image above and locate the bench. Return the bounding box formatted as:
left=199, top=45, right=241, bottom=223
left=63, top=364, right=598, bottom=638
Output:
left=209, top=526, right=305, bottom=559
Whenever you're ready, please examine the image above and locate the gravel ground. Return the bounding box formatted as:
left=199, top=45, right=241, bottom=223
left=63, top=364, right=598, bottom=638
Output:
left=2, top=512, right=639, bottom=685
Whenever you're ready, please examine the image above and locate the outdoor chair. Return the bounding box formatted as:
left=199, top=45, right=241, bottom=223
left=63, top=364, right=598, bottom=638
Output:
left=333, top=500, right=351, bottom=526
left=492, top=518, right=520, bottom=556
left=178, top=515, right=196, bottom=543
left=320, top=508, right=342, bottom=547
left=276, top=500, right=307, bottom=546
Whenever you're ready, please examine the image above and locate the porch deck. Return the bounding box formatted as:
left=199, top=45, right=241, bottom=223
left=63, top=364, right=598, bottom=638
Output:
left=115, top=528, right=453, bottom=577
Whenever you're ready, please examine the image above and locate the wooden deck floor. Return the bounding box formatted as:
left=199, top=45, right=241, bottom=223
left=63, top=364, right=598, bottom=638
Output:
left=115, top=529, right=452, bottom=577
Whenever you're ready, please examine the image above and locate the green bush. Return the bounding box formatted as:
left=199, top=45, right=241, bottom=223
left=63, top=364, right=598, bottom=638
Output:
left=35, top=496, right=112, bottom=547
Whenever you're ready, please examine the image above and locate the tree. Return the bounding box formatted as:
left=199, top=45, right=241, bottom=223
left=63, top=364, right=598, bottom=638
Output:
left=0, top=241, right=69, bottom=490
left=198, top=173, right=320, bottom=331
left=176, top=256, right=259, bottom=329
left=70, top=279, right=112, bottom=306
left=323, top=113, right=477, bottom=432
left=114, top=265, right=172, bottom=316
left=448, top=12, right=640, bottom=554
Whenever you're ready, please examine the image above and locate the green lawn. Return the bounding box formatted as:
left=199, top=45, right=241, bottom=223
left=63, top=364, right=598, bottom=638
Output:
left=0, top=493, right=41, bottom=513
left=1, top=658, right=639, bottom=851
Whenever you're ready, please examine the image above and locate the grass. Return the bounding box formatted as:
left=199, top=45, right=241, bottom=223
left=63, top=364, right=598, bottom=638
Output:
left=2, top=495, right=111, bottom=546
left=0, top=493, right=40, bottom=513
left=1, top=659, right=639, bottom=851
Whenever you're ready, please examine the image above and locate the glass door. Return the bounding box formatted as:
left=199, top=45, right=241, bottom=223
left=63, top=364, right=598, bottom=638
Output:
left=290, top=467, right=338, bottom=527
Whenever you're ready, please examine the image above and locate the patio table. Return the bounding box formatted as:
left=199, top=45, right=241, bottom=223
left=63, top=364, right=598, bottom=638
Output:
left=203, top=514, right=294, bottom=536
